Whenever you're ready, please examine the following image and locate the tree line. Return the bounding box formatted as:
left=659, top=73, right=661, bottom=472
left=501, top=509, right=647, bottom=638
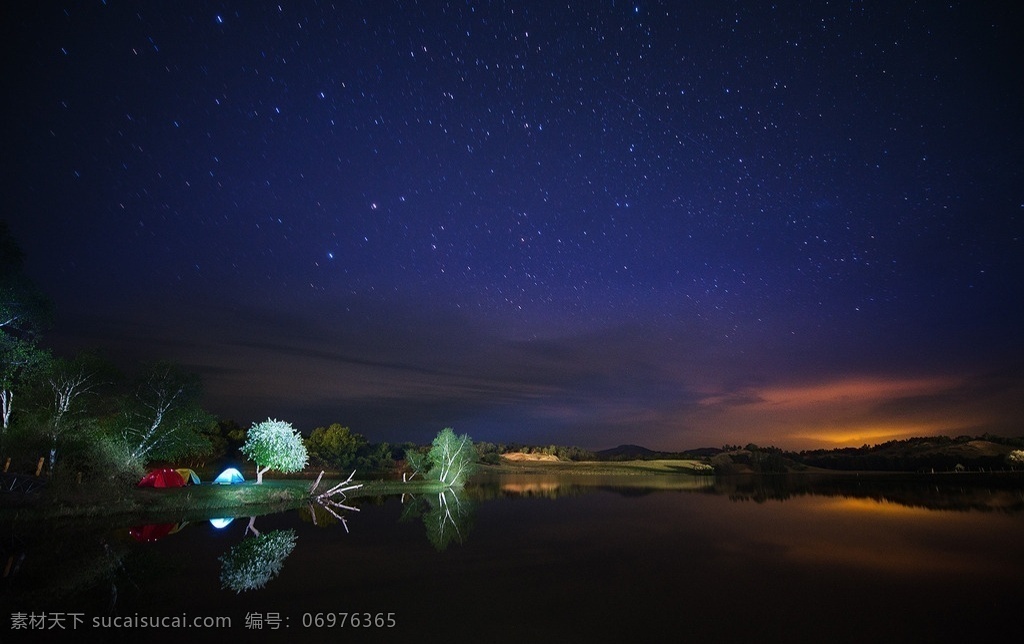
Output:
left=0, top=222, right=484, bottom=491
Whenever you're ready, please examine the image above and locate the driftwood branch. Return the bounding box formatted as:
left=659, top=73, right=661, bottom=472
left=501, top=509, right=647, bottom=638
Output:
left=307, top=471, right=363, bottom=533
left=308, top=471, right=325, bottom=495
left=313, top=470, right=362, bottom=501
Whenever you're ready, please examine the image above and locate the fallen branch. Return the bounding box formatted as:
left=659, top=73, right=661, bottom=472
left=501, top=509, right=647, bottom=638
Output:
left=314, top=470, right=362, bottom=501
left=307, top=470, right=363, bottom=532
left=308, top=471, right=325, bottom=495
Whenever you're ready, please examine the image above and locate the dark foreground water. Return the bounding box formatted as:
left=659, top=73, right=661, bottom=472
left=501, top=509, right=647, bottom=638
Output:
left=2, top=473, right=1023, bottom=643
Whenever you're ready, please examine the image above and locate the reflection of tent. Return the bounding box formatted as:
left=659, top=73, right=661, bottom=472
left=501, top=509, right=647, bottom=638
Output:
left=169, top=521, right=189, bottom=534
left=213, top=468, right=245, bottom=485
left=137, top=468, right=185, bottom=488
left=129, top=523, right=176, bottom=542
left=210, top=517, right=235, bottom=529
left=129, top=521, right=188, bottom=542
left=176, top=468, right=201, bottom=485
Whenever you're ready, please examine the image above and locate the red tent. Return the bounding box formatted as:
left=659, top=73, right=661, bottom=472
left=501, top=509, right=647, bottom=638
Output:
left=137, top=468, right=186, bottom=488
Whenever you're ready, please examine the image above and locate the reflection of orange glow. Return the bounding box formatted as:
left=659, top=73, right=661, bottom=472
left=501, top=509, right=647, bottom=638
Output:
left=786, top=541, right=986, bottom=575
left=820, top=497, right=935, bottom=518
left=725, top=496, right=1004, bottom=577
left=501, top=482, right=561, bottom=494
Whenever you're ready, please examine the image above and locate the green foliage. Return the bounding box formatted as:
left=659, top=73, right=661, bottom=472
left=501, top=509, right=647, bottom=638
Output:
left=241, top=418, right=308, bottom=483
left=426, top=427, right=477, bottom=487
left=357, top=440, right=394, bottom=473
left=48, top=425, right=146, bottom=495
left=403, top=446, right=430, bottom=478
left=479, top=452, right=502, bottom=465
left=219, top=529, right=297, bottom=593
left=194, top=419, right=247, bottom=466
left=0, top=221, right=53, bottom=431
left=401, top=429, right=478, bottom=485
left=0, top=317, right=50, bottom=434
left=305, top=423, right=366, bottom=470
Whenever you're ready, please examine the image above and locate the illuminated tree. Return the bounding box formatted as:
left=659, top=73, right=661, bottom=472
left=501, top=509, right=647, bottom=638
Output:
left=426, top=427, right=477, bottom=488
left=1008, top=450, right=1024, bottom=470
left=118, top=362, right=212, bottom=465
left=0, top=221, right=51, bottom=433
left=43, top=354, right=103, bottom=472
left=0, top=333, right=47, bottom=432
left=403, top=445, right=429, bottom=480
left=241, top=418, right=308, bottom=483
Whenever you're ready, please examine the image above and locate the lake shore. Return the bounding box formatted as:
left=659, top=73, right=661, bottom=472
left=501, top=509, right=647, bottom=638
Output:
left=2, top=459, right=1021, bottom=523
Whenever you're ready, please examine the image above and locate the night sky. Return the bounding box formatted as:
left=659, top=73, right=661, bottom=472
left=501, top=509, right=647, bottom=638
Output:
left=3, top=1, right=1022, bottom=450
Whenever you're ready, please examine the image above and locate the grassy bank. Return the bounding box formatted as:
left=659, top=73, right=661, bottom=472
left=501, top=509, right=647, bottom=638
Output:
left=0, top=459, right=717, bottom=522
left=0, top=476, right=451, bottom=523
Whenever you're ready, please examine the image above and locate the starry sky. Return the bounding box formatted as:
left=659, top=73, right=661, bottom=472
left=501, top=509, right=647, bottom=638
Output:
left=3, top=1, right=1022, bottom=450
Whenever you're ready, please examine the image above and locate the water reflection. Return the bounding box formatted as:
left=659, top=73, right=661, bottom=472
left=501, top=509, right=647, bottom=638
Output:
left=128, top=522, right=187, bottom=542
left=710, top=472, right=1024, bottom=512
left=218, top=527, right=297, bottom=593
left=0, top=522, right=128, bottom=611
left=1, top=472, right=1022, bottom=641
left=469, top=472, right=716, bottom=501
left=400, top=489, right=474, bottom=550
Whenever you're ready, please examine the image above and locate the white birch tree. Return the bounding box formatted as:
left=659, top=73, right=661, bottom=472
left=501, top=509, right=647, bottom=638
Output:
left=44, top=355, right=101, bottom=471
left=0, top=222, right=51, bottom=433
left=118, top=362, right=211, bottom=465
left=426, top=427, right=477, bottom=488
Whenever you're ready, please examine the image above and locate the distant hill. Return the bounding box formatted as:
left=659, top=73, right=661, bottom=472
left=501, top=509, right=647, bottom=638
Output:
left=594, top=436, right=1024, bottom=473
left=595, top=444, right=716, bottom=461
left=596, top=444, right=659, bottom=460
left=796, top=436, right=1021, bottom=472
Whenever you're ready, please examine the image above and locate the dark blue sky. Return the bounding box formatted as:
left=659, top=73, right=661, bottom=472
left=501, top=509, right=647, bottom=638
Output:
left=3, top=1, right=1022, bottom=449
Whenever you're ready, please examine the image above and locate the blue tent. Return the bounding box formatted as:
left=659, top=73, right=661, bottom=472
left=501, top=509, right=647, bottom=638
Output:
left=213, top=467, right=245, bottom=485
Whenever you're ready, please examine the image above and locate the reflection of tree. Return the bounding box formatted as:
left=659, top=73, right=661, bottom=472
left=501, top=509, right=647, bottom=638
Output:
left=401, top=489, right=474, bottom=550
left=219, top=528, right=297, bottom=593
left=1, top=527, right=127, bottom=611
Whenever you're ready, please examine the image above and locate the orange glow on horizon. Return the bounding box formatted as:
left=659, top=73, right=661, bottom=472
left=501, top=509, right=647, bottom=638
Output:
left=689, top=373, right=985, bottom=450
left=737, top=375, right=961, bottom=409
left=788, top=424, right=945, bottom=447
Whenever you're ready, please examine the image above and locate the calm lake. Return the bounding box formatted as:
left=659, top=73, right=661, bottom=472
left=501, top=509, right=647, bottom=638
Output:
left=3, top=473, right=1023, bottom=642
